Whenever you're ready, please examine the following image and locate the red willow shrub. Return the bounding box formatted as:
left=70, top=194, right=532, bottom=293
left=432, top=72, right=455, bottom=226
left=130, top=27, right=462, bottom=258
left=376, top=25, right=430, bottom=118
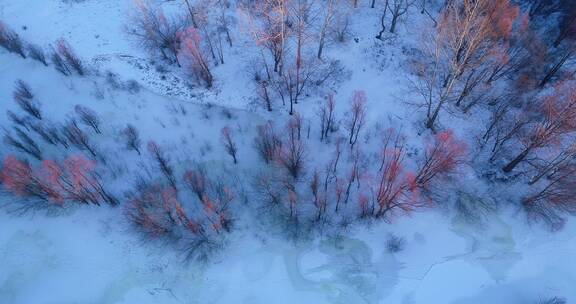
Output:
left=126, top=143, right=236, bottom=260
left=1, top=155, right=117, bottom=208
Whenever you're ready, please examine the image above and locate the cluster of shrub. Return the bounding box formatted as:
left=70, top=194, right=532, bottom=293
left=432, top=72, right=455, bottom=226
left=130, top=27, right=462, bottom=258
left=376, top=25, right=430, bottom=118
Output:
left=0, top=21, right=85, bottom=76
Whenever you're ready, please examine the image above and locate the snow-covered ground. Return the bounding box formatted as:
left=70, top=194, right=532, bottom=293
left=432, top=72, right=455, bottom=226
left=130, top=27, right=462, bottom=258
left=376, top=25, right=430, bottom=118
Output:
left=1, top=0, right=575, bottom=303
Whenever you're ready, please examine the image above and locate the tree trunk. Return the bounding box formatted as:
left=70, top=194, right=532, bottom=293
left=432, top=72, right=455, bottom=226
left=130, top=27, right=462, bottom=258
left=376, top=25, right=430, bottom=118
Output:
left=376, top=1, right=388, bottom=39
left=503, top=146, right=532, bottom=173
left=390, top=14, right=398, bottom=33
left=317, top=35, right=325, bottom=59
left=539, top=50, right=573, bottom=88
left=183, top=0, right=199, bottom=28
left=426, top=103, right=441, bottom=131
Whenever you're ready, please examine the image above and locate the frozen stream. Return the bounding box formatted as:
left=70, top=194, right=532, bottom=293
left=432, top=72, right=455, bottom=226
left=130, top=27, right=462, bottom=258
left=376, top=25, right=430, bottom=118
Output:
left=0, top=207, right=574, bottom=304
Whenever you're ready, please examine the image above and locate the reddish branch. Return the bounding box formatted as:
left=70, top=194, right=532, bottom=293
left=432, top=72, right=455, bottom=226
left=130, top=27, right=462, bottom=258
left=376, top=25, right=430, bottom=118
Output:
left=1, top=155, right=117, bottom=207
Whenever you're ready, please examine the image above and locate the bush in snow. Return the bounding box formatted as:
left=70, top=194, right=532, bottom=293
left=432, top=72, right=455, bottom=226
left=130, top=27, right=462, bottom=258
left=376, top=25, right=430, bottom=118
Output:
left=125, top=79, right=141, bottom=94
left=62, top=0, right=88, bottom=3
left=27, top=44, right=48, bottom=66
left=105, top=71, right=141, bottom=93
left=538, top=297, right=567, bottom=304
left=56, top=39, right=85, bottom=76
left=0, top=21, right=26, bottom=58
left=51, top=49, right=72, bottom=76
left=254, top=122, right=282, bottom=164
left=126, top=163, right=235, bottom=261
left=386, top=234, right=406, bottom=253
left=122, top=124, right=142, bottom=155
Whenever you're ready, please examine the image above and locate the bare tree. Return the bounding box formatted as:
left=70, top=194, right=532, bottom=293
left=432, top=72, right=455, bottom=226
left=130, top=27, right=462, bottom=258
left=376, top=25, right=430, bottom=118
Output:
left=342, top=147, right=361, bottom=206
left=277, top=56, right=340, bottom=115
left=388, top=0, right=412, bottom=34
left=240, top=0, right=288, bottom=74
left=28, top=122, right=69, bottom=149
left=75, top=105, right=101, bottom=134
left=0, top=21, right=26, bottom=58
left=258, top=79, right=273, bottom=111
left=47, top=124, right=70, bottom=149
left=415, top=129, right=467, bottom=188
left=122, top=124, right=142, bottom=155
left=503, top=81, right=576, bottom=173
left=56, top=39, right=85, bottom=76
left=191, top=0, right=227, bottom=66
left=553, top=3, right=576, bottom=47
left=221, top=126, right=238, bottom=163
left=538, top=46, right=574, bottom=88
left=317, top=0, right=338, bottom=59
left=63, top=120, right=98, bottom=157
left=27, top=44, right=48, bottom=66
left=278, top=120, right=308, bottom=180
left=51, top=49, right=72, bottom=76
left=376, top=0, right=390, bottom=40
left=254, top=171, right=284, bottom=207
left=147, top=141, right=177, bottom=190
left=528, top=144, right=576, bottom=185
left=182, top=0, right=199, bottom=28
left=4, top=128, right=43, bottom=160
left=310, top=169, right=328, bottom=220
left=184, top=166, right=208, bottom=201
left=178, top=27, right=214, bottom=88
left=414, top=0, right=520, bottom=130
left=318, top=93, right=337, bottom=141
left=129, top=0, right=185, bottom=65
left=371, top=128, right=422, bottom=218
left=6, top=111, right=30, bottom=131
left=484, top=19, right=544, bottom=85
left=481, top=102, right=529, bottom=162
left=345, top=90, right=367, bottom=148
left=254, top=122, right=282, bottom=163
left=286, top=0, right=315, bottom=110
left=13, top=80, right=42, bottom=120
left=217, top=0, right=234, bottom=47
left=523, top=161, right=576, bottom=231
left=30, top=122, right=58, bottom=146
left=526, top=0, right=561, bottom=17
left=332, top=7, right=351, bottom=43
